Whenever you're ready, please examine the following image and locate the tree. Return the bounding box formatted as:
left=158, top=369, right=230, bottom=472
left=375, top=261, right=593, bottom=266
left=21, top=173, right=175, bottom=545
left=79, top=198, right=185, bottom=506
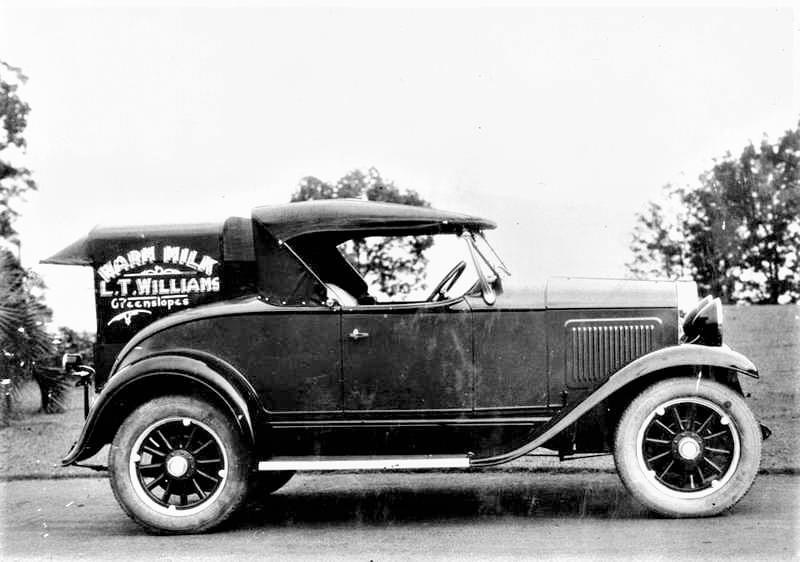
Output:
left=290, top=168, right=434, bottom=297
left=0, top=250, right=53, bottom=396
left=0, top=61, right=37, bottom=239
left=735, top=130, right=800, bottom=303
left=627, top=185, right=690, bottom=281
left=628, top=122, right=800, bottom=304
left=0, top=62, right=54, bottom=422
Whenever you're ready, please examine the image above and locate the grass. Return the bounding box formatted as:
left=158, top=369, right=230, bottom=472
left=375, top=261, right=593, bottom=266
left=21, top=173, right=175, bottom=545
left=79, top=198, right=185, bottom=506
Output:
left=0, top=383, right=110, bottom=479
left=724, top=305, right=800, bottom=472
left=1, top=305, right=797, bottom=480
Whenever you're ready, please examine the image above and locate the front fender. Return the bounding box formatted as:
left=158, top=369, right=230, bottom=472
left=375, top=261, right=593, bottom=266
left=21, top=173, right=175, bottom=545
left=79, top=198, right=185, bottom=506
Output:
left=470, top=344, right=758, bottom=467
left=62, top=354, right=258, bottom=466
left=613, top=343, right=758, bottom=379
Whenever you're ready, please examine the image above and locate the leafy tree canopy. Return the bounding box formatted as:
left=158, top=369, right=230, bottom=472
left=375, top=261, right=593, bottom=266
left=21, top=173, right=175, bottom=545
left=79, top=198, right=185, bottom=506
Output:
left=290, top=168, right=433, bottom=297
left=0, top=62, right=56, bottom=405
left=628, top=122, right=800, bottom=304
left=0, top=60, right=36, bottom=240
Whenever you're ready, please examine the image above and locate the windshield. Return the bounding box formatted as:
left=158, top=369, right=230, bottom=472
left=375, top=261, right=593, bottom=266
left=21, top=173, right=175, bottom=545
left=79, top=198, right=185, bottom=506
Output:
left=283, top=229, right=510, bottom=307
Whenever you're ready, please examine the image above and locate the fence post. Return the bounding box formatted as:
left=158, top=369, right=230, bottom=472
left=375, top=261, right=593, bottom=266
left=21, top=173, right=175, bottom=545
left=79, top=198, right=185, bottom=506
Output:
left=0, top=378, right=11, bottom=424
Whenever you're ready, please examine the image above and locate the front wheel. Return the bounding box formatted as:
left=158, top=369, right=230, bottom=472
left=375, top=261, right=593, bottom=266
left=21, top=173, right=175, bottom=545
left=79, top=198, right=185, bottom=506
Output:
left=109, top=395, right=251, bottom=533
left=614, top=377, right=761, bottom=517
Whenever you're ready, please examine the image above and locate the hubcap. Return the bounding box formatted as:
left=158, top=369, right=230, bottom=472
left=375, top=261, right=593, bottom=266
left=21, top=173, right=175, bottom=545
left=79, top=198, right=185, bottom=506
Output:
left=677, top=436, right=701, bottom=460
left=166, top=454, right=190, bottom=478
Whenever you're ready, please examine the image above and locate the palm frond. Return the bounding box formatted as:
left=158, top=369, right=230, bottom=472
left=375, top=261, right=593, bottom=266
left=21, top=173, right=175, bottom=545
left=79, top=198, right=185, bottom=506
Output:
left=0, top=248, right=54, bottom=393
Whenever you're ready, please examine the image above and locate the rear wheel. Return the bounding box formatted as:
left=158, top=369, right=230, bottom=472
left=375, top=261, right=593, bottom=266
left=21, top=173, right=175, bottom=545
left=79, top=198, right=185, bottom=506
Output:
left=109, top=395, right=250, bottom=533
left=614, top=377, right=761, bottom=517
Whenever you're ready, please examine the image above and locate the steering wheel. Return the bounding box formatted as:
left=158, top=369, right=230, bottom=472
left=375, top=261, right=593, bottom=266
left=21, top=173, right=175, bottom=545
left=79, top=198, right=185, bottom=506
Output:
left=427, top=261, right=467, bottom=302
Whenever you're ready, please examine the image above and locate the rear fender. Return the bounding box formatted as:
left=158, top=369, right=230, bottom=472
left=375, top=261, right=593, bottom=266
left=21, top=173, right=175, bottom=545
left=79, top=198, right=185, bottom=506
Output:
left=62, top=353, right=259, bottom=466
left=470, top=344, right=757, bottom=467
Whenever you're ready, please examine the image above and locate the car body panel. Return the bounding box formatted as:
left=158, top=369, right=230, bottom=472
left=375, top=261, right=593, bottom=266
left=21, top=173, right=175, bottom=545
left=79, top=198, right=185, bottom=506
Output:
left=545, top=277, right=678, bottom=309
left=546, top=307, right=678, bottom=400
left=341, top=299, right=473, bottom=412
left=472, top=306, right=549, bottom=410
left=490, top=277, right=678, bottom=311
left=131, top=310, right=342, bottom=413
left=61, top=353, right=257, bottom=465
left=470, top=343, right=759, bottom=467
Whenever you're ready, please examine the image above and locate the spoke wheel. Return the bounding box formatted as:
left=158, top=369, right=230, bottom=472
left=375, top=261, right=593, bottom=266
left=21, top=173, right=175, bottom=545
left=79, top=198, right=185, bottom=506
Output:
left=614, top=378, right=761, bottom=518
left=130, top=417, right=228, bottom=513
left=638, top=398, right=739, bottom=496
left=109, top=395, right=250, bottom=534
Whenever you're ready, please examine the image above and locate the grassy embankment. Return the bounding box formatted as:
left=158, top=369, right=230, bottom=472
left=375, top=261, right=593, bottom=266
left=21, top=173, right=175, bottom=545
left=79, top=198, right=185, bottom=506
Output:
left=1, top=305, right=797, bottom=479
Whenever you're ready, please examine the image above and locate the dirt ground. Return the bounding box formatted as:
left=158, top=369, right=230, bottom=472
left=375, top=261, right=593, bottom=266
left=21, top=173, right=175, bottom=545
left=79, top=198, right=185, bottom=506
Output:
left=2, top=473, right=798, bottom=560
left=1, top=305, right=797, bottom=480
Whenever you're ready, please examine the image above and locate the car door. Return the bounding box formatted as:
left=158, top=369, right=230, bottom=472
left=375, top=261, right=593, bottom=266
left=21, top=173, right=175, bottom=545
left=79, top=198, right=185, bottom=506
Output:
left=341, top=298, right=473, bottom=415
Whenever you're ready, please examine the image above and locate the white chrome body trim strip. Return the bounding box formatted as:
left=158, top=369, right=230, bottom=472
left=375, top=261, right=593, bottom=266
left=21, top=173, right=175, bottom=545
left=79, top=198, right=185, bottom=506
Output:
left=270, top=416, right=551, bottom=428
left=258, top=455, right=470, bottom=471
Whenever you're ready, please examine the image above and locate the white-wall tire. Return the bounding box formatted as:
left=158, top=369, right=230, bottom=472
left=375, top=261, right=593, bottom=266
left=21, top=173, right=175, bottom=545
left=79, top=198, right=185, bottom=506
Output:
left=109, top=395, right=250, bottom=533
left=614, top=377, right=761, bottom=517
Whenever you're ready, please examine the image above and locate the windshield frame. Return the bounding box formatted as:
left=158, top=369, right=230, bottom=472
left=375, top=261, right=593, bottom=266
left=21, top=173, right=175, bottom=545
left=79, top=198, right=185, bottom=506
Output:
left=463, top=230, right=509, bottom=305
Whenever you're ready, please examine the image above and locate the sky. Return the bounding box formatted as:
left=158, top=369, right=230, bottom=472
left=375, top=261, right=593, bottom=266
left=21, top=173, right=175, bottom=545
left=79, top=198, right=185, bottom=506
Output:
left=0, top=3, right=797, bottom=332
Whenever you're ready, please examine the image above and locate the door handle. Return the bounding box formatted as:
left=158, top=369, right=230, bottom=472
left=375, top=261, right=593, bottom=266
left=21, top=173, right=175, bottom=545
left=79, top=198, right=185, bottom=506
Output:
left=348, top=328, right=369, bottom=341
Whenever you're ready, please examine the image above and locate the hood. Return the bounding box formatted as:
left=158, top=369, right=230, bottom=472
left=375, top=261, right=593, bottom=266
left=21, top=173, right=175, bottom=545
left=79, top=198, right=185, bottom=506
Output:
left=494, top=277, right=677, bottom=310
left=546, top=277, right=677, bottom=309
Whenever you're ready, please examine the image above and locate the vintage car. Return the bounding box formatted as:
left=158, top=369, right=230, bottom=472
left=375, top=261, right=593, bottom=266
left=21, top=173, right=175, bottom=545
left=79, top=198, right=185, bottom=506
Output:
left=43, top=199, right=768, bottom=533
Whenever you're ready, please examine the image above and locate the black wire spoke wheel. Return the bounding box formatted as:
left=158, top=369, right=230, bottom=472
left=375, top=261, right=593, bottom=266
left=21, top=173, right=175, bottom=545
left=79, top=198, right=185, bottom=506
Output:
left=639, top=398, right=740, bottom=493
left=638, top=397, right=740, bottom=495
left=110, top=395, right=250, bottom=533
left=129, top=417, right=228, bottom=515
left=614, top=378, right=761, bottom=518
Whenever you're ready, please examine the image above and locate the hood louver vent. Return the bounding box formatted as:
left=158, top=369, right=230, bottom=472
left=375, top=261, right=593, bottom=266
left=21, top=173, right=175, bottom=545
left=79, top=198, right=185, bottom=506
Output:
left=565, top=318, right=663, bottom=388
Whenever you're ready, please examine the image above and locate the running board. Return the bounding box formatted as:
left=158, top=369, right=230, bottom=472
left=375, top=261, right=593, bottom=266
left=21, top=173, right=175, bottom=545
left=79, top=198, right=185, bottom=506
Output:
left=258, top=455, right=471, bottom=471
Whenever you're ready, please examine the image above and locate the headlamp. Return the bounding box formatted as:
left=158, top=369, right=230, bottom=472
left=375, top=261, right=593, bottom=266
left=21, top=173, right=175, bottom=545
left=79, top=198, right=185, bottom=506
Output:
left=681, top=296, right=723, bottom=346
left=61, top=353, right=83, bottom=371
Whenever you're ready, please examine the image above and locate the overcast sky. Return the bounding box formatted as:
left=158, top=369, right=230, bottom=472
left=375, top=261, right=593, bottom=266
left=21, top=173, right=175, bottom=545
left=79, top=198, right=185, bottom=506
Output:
left=1, top=3, right=797, bottom=332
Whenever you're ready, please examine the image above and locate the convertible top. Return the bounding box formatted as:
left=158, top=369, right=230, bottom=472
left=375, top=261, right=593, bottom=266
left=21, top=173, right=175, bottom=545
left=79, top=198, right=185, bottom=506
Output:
left=253, top=200, right=496, bottom=241
left=43, top=200, right=495, bottom=266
